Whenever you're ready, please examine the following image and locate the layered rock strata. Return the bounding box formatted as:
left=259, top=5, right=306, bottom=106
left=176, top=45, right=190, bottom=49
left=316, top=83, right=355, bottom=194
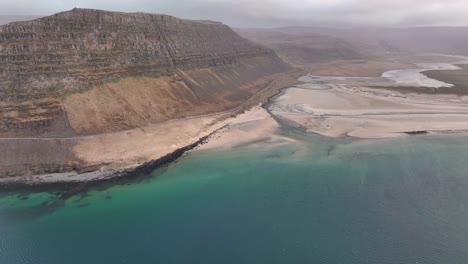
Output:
left=0, top=8, right=291, bottom=179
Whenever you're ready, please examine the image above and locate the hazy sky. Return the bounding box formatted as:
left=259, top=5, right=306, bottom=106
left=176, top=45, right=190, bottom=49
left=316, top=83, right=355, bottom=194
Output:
left=1, top=0, right=468, bottom=28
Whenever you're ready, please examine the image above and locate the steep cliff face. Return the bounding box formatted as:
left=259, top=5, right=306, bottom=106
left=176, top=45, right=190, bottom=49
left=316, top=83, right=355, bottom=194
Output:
left=0, top=8, right=289, bottom=136
left=0, top=9, right=292, bottom=178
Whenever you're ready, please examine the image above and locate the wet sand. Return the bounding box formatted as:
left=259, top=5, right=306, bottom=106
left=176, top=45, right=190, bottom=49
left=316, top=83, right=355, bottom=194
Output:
left=199, top=106, right=296, bottom=150
left=266, top=54, right=468, bottom=138
left=269, top=86, right=468, bottom=138
left=197, top=54, right=468, bottom=143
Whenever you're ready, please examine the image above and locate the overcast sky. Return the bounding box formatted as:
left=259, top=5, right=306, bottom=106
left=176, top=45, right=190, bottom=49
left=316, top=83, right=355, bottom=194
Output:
left=1, top=0, right=468, bottom=28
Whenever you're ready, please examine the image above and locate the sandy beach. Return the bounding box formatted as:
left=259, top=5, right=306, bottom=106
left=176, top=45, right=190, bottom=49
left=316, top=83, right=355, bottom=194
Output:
left=0, top=70, right=303, bottom=186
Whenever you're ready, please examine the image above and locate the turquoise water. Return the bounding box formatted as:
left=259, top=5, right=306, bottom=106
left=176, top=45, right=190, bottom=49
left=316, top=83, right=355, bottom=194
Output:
left=1, top=133, right=468, bottom=263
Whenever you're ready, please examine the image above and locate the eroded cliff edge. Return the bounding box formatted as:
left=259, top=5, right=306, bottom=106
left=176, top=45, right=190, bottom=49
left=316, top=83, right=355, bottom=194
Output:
left=0, top=8, right=294, bottom=180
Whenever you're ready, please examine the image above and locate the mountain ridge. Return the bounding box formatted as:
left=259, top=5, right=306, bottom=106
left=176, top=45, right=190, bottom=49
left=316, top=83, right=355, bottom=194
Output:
left=238, top=26, right=468, bottom=58
left=0, top=8, right=296, bottom=179
left=0, top=8, right=290, bottom=136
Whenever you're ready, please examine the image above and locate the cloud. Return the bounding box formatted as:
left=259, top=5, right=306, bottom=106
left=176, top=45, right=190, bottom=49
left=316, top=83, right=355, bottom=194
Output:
left=0, top=0, right=467, bottom=28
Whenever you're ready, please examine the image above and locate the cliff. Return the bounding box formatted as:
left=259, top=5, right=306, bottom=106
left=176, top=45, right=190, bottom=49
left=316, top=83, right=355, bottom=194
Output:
left=0, top=8, right=293, bottom=179
left=0, top=8, right=290, bottom=136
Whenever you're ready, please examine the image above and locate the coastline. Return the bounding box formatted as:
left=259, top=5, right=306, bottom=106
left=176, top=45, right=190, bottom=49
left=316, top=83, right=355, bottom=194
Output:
left=0, top=126, right=224, bottom=195
left=2, top=54, right=468, bottom=191
left=0, top=70, right=304, bottom=191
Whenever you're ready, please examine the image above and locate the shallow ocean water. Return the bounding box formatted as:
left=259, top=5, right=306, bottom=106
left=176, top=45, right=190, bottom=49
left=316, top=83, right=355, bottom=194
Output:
left=1, top=133, right=468, bottom=263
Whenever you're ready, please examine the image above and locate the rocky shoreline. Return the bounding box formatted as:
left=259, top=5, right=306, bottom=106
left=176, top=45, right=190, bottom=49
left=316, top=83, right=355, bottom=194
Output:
left=0, top=68, right=302, bottom=194
left=0, top=126, right=226, bottom=195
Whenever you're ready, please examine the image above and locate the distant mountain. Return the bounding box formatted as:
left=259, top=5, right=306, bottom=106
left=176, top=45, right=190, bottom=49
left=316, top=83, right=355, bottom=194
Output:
left=237, top=28, right=362, bottom=65
left=243, top=26, right=468, bottom=58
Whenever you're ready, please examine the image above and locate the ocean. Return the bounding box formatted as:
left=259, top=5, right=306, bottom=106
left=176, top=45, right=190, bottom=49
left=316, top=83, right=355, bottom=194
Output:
left=1, top=132, right=468, bottom=263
